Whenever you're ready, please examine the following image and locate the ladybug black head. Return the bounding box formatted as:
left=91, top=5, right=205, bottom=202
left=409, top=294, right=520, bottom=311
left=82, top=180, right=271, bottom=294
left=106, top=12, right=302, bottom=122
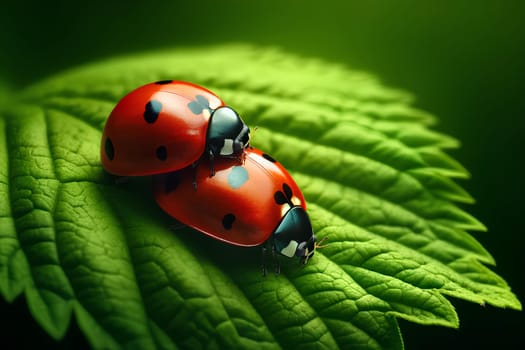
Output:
left=296, top=234, right=317, bottom=265
left=272, top=206, right=316, bottom=264
left=206, top=106, right=250, bottom=158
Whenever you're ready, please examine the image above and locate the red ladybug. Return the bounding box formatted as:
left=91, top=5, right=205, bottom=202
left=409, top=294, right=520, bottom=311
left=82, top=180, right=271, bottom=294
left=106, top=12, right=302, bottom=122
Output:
left=101, top=80, right=250, bottom=176
left=153, top=147, right=318, bottom=264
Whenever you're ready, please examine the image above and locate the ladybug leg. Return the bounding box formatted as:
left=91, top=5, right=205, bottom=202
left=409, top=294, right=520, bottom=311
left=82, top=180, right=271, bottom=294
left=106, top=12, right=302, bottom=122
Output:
left=209, top=152, right=216, bottom=177
left=261, top=246, right=268, bottom=277
left=239, top=150, right=247, bottom=165
left=192, top=170, right=197, bottom=190
left=114, top=176, right=129, bottom=185
left=169, top=221, right=187, bottom=231
left=190, top=161, right=200, bottom=190
left=271, top=244, right=281, bottom=276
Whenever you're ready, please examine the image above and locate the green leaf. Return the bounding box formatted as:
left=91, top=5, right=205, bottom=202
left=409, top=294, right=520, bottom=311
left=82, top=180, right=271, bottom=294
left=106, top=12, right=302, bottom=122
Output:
left=0, top=45, right=521, bottom=349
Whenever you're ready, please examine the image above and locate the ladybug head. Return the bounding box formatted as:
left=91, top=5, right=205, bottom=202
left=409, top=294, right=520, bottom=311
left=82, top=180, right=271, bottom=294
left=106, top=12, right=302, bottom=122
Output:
left=273, top=206, right=317, bottom=264
left=206, top=106, right=250, bottom=158
left=295, top=233, right=317, bottom=265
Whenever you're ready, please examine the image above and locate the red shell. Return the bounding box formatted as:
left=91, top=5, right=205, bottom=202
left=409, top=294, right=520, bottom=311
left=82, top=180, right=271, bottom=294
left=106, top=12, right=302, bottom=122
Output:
left=101, top=80, right=224, bottom=176
left=153, top=148, right=306, bottom=246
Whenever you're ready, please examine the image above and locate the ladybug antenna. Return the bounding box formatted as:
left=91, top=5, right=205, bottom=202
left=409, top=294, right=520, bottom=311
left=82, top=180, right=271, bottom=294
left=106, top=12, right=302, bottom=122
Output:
left=249, top=126, right=259, bottom=143
left=315, top=236, right=329, bottom=249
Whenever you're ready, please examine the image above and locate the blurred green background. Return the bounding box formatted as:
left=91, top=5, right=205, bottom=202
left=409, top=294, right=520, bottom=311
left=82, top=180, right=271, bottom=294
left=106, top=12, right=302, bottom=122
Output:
left=1, top=0, right=523, bottom=348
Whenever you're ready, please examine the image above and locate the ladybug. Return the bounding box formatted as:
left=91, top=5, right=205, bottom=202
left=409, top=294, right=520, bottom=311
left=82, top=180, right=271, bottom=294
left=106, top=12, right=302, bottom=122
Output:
left=153, top=147, right=319, bottom=265
left=101, top=80, right=250, bottom=176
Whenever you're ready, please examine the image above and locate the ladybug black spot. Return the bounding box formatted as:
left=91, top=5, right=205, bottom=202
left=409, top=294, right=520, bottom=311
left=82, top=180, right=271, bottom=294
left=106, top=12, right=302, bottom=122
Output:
left=262, top=153, right=277, bottom=163
left=144, top=100, right=162, bottom=123
left=274, top=191, right=288, bottom=205
left=105, top=138, right=115, bottom=160
left=155, top=80, right=173, bottom=85
left=156, top=146, right=168, bottom=161
left=222, top=213, right=236, bottom=230
left=164, top=172, right=180, bottom=193
left=187, top=95, right=211, bottom=115
left=274, top=183, right=294, bottom=206
left=283, top=183, right=293, bottom=199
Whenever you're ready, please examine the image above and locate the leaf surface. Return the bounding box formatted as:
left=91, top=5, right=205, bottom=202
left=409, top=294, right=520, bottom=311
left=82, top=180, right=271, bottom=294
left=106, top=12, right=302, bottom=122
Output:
left=0, top=45, right=521, bottom=350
